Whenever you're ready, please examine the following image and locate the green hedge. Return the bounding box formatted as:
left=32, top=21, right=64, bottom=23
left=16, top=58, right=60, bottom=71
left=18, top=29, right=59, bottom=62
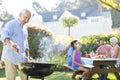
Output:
left=0, top=41, right=3, bottom=57
left=50, top=53, right=67, bottom=71
left=27, top=24, right=53, bottom=58
left=79, top=30, right=120, bottom=56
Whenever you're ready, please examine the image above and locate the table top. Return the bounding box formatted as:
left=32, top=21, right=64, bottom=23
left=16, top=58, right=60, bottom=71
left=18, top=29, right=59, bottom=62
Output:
left=82, top=57, right=119, bottom=61
left=81, top=57, right=119, bottom=65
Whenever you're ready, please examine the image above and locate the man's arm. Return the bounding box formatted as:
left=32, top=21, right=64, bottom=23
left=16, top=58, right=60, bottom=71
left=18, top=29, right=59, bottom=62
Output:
left=4, top=38, right=19, bottom=53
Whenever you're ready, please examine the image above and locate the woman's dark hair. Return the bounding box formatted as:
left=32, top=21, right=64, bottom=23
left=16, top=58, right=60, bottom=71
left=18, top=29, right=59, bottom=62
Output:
left=71, top=40, right=78, bottom=49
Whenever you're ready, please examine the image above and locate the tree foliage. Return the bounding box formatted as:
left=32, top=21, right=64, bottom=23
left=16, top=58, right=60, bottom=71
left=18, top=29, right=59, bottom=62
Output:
left=54, top=0, right=74, bottom=11
left=27, top=24, right=53, bottom=58
left=111, top=10, right=120, bottom=28
left=98, top=0, right=120, bottom=12
left=0, top=11, right=14, bottom=22
left=59, top=11, right=79, bottom=36
left=0, top=1, right=14, bottom=27
left=60, top=15, right=79, bottom=27
left=98, top=0, right=120, bottom=28
left=54, top=0, right=98, bottom=11
left=32, top=1, right=48, bottom=13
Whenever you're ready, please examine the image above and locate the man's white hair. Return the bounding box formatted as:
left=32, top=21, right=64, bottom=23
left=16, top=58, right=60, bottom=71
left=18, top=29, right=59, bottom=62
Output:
left=110, top=37, right=118, bottom=44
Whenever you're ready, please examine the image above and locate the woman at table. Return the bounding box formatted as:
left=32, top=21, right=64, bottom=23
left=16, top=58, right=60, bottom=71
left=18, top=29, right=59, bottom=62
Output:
left=72, top=42, right=89, bottom=80
left=110, top=37, right=120, bottom=59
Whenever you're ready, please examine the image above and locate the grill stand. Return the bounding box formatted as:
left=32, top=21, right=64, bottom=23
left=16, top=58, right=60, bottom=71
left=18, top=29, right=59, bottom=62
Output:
left=26, top=75, right=29, bottom=80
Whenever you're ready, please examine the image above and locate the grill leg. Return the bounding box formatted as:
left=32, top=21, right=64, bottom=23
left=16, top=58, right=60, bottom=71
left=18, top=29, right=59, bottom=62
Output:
left=26, top=75, right=29, bottom=80
left=41, top=77, right=44, bottom=80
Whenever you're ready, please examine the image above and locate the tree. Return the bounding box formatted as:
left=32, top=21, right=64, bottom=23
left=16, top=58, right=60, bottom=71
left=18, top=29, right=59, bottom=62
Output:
left=98, top=0, right=120, bottom=12
left=59, top=11, right=79, bottom=36
left=0, top=11, right=14, bottom=22
left=32, top=1, right=48, bottom=13
left=98, top=0, right=120, bottom=28
left=54, top=0, right=98, bottom=11
left=0, top=0, right=14, bottom=27
left=0, top=11, right=14, bottom=29
left=54, top=0, right=74, bottom=11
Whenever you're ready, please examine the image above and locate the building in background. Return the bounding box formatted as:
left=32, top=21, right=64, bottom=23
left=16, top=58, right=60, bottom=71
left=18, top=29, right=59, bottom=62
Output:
left=31, top=6, right=112, bottom=38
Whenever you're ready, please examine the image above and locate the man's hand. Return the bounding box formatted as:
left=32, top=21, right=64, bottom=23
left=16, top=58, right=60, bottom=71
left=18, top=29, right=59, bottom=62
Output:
left=12, top=44, right=19, bottom=53
left=26, top=57, right=34, bottom=62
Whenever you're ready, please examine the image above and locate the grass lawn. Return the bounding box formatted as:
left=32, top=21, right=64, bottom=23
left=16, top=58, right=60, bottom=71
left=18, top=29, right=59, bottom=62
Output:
left=0, top=69, right=117, bottom=80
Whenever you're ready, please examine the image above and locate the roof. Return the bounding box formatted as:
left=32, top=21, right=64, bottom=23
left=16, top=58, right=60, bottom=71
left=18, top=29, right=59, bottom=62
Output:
left=101, top=11, right=111, bottom=18
left=39, top=7, right=109, bottom=22
left=40, top=11, right=63, bottom=22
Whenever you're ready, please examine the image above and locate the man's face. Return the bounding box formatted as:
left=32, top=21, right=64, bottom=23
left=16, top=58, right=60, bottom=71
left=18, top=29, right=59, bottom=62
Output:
left=19, top=11, right=31, bottom=25
left=99, top=40, right=104, bottom=45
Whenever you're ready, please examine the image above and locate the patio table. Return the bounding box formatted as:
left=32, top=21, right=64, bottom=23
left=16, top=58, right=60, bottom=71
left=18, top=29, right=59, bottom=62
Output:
left=81, top=57, right=120, bottom=80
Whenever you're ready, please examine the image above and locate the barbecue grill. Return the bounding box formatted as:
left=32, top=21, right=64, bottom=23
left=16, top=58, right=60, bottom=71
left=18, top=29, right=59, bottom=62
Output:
left=18, top=62, right=56, bottom=80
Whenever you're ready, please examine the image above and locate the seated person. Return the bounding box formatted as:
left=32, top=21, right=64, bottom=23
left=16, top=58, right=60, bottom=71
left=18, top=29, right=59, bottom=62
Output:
left=72, top=41, right=89, bottom=80
left=98, top=39, right=105, bottom=47
left=67, top=40, right=78, bottom=66
left=95, top=39, right=112, bottom=80
left=96, top=44, right=112, bottom=58
left=110, top=37, right=120, bottom=58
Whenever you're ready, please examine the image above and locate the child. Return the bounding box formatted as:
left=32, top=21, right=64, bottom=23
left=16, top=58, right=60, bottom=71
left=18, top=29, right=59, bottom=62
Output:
left=72, top=42, right=89, bottom=80
left=67, top=40, right=78, bottom=66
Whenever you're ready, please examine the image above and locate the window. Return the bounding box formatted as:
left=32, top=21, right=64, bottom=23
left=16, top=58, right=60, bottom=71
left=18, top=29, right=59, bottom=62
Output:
left=91, top=18, right=99, bottom=23
left=53, top=15, right=58, bottom=20
left=81, top=12, right=86, bottom=17
left=81, top=20, right=86, bottom=23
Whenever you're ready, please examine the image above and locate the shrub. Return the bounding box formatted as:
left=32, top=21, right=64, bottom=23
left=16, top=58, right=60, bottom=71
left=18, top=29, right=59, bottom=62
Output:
left=80, top=43, right=98, bottom=57
left=27, top=24, right=53, bottom=58
left=0, top=41, right=3, bottom=58
left=52, top=34, right=74, bottom=55
left=50, top=52, right=67, bottom=71
left=79, top=29, right=120, bottom=56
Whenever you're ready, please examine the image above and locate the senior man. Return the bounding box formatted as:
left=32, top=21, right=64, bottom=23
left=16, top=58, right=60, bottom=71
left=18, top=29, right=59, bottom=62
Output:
left=1, top=9, right=31, bottom=80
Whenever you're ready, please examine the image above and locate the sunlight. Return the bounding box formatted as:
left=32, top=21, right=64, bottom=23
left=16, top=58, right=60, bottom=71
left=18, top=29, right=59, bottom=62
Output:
left=69, top=0, right=75, bottom=2
left=36, top=0, right=59, bottom=9
left=3, top=0, right=59, bottom=17
left=3, top=0, right=33, bottom=17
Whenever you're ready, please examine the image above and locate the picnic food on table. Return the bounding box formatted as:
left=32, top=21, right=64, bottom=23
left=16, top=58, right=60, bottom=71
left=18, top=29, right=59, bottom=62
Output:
left=86, top=53, right=91, bottom=58
left=95, top=55, right=107, bottom=58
